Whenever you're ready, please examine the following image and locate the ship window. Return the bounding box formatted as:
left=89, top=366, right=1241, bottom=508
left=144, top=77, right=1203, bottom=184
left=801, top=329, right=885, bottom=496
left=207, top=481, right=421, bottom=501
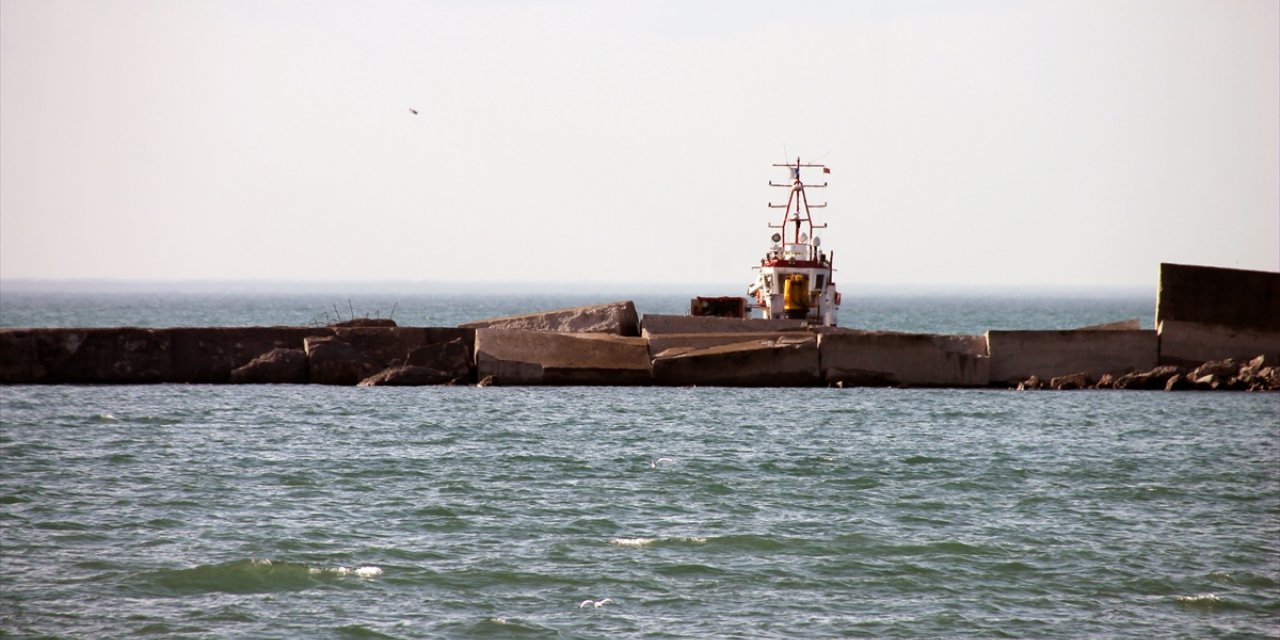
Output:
left=815, top=273, right=826, bottom=289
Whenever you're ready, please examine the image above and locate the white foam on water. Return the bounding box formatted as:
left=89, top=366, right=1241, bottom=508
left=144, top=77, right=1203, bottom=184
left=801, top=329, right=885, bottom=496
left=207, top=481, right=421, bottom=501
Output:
left=353, top=566, right=383, bottom=578
left=1176, top=593, right=1220, bottom=603
left=610, top=537, right=656, bottom=547
left=610, top=536, right=707, bottom=547
left=309, top=565, right=383, bottom=578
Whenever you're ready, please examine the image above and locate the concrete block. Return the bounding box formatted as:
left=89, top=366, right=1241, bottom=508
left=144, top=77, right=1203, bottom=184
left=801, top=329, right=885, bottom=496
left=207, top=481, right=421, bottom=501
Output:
left=818, top=330, right=989, bottom=387
left=474, top=329, right=652, bottom=385
left=651, top=335, right=820, bottom=387
left=647, top=332, right=807, bottom=359
left=1075, top=319, right=1141, bottom=331
left=1156, top=263, right=1280, bottom=365
left=0, top=328, right=173, bottom=384
left=461, top=301, right=639, bottom=336
left=0, top=330, right=34, bottom=383
left=1157, top=263, right=1280, bottom=330
left=987, top=329, right=1157, bottom=384
left=640, top=314, right=807, bottom=336
left=1157, top=319, right=1280, bottom=366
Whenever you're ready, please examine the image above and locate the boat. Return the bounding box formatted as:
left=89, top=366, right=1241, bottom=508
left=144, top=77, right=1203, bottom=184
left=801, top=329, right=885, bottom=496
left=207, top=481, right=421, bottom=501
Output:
left=746, top=158, right=841, bottom=325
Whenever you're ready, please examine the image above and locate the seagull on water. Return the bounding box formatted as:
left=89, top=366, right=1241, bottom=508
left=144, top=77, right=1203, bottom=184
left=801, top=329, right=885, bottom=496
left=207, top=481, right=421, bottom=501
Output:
left=651, top=457, right=674, bottom=469
left=579, top=598, right=614, bottom=608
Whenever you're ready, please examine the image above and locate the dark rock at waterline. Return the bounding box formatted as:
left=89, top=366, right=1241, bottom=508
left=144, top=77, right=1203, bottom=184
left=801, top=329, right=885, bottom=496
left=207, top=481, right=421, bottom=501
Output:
left=1188, top=359, right=1241, bottom=381
left=1016, top=375, right=1043, bottom=391
left=1163, top=373, right=1195, bottom=391
left=1049, top=372, right=1091, bottom=390
left=357, top=365, right=460, bottom=387
left=230, top=348, right=308, bottom=384
left=1111, top=365, right=1184, bottom=390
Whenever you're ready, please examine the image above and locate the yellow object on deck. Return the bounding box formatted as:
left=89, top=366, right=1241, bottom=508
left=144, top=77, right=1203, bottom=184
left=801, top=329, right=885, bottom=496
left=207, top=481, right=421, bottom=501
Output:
left=783, top=274, right=810, bottom=319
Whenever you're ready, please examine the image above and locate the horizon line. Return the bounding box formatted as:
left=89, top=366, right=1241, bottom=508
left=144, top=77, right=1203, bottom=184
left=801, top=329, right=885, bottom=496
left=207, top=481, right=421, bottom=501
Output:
left=0, top=277, right=1155, bottom=296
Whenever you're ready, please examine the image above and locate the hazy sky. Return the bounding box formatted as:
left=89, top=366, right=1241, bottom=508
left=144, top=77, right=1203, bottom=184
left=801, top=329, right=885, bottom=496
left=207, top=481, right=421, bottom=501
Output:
left=2, top=0, right=1276, bottom=290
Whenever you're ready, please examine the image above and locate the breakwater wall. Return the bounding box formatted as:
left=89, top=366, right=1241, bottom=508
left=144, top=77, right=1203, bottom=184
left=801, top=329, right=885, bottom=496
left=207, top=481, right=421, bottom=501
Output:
left=2, top=263, right=1277, bottom=390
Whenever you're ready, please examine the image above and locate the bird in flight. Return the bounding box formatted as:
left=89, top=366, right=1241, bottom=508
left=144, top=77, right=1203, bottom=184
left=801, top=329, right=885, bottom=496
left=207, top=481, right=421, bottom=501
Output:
left=579, top=598, right=614, bottom=608
left=409, top=108, right=418, bottom=115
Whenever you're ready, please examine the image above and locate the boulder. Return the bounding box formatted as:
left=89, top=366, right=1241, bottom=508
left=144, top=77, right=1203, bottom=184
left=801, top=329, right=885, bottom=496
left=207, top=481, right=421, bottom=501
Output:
left=1247, top=366, right=1280, bottom=391
left=1112, top=365, right=1184, bottom=390
left=461, top=301, right=640, bottom=336
left=229, top=348, right=308, bottom=384
left=1049, top=372, right=1091, bottom=390
left=358, top=366, right=460, bottom=387
left=1017, top=375, right=1044, bottom=391
left=1188, top=359, right=1241, bottom=381
left=651, top=335, right=820, bottom=387
left=1163, top=373, right=1195, bottom=391
left=474, top=329, right=652, bottom=385
left=1240, top=355, right=1272, bottom=377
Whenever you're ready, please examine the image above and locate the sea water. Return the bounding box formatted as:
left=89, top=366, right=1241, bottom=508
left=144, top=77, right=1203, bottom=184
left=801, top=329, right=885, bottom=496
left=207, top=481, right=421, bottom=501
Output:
left=1, top=291, right=1277, bottom=639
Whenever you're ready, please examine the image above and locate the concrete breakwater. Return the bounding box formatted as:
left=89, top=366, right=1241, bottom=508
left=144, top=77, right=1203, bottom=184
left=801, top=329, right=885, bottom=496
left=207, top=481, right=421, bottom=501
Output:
left=2, top=263, right=1277, bottom=389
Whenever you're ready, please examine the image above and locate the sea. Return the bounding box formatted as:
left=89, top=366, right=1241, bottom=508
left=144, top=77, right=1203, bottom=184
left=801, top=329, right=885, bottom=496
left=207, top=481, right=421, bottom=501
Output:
left=1, top=287, right=1278, bottom=639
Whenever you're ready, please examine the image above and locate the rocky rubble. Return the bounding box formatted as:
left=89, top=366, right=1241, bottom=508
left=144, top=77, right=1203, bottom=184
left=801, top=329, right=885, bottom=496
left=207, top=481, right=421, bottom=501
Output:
left=1015, top=355, right=1279, bottom=391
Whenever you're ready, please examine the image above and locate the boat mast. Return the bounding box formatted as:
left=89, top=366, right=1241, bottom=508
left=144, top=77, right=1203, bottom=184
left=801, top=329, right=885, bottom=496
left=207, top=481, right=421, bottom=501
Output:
left=768, top=157, right=828, bottom=243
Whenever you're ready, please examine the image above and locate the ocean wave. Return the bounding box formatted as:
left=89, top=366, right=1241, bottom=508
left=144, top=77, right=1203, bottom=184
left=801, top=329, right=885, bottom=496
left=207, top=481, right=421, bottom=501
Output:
left=1173, top=592, right=1253, bottom=612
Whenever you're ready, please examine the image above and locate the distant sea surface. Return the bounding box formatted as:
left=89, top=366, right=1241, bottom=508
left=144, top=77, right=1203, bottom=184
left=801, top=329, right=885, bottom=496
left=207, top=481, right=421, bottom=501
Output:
left=0, top=288, right=1156, bottom=334
left=2, top=290, right=1277, bottom=639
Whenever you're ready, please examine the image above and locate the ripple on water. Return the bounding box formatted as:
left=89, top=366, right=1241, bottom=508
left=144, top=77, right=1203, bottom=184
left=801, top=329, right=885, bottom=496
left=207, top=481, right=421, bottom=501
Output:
left=128, top=559, right=384, bottom=597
